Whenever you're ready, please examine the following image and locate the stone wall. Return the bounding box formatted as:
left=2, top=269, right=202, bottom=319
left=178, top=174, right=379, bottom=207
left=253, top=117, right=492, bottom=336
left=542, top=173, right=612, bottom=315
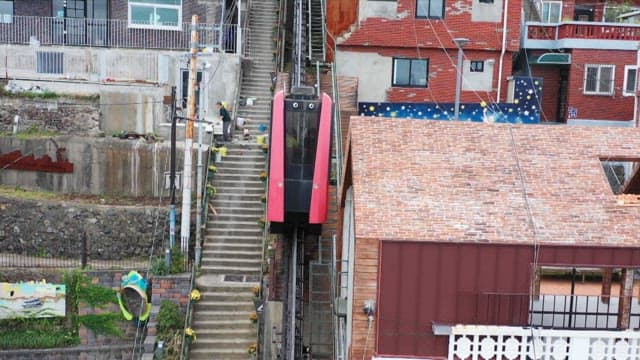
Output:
left=0, top=96, right=101, bottom=135
left=0, top=196, right=167, bottom=262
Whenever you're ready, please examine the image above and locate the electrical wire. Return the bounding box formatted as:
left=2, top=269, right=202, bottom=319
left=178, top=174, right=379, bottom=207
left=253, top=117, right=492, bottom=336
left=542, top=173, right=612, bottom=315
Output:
left=361, top=317, right=373, bottom=360
left=130, top=144, right=171, bottom=359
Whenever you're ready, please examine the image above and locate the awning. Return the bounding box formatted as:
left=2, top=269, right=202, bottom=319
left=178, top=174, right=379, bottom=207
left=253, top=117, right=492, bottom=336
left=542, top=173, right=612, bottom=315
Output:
left=531, top=53, right=571, bottom=65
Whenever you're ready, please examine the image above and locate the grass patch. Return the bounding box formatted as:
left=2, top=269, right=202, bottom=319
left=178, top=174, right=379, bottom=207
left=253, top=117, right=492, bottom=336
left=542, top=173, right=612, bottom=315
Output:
left=0, top=318, right=79, bottom=349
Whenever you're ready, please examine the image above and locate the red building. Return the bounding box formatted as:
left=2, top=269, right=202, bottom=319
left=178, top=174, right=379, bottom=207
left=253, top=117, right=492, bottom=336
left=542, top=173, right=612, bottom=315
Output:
left=523, top=0, right=640, bottom=124
left=337, top=117, right=640, bottom=359
left=327, top=0, right=522, bottom=105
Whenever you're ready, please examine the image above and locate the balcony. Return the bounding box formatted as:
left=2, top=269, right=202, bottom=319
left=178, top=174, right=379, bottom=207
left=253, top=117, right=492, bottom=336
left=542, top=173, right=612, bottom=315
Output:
left=446, top=293, right=640, bottom=359
left=447, top=325, right=640, bottom=360
left=524, top=21, right=640, bottom=50
left=0, top=16, right=246, bottom=54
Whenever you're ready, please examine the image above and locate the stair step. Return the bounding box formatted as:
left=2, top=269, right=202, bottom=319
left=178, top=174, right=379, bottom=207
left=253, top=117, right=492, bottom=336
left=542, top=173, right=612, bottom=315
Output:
left=203, top=242, right=262, bottom=252
left=192, top=328, right=256, bottom=339
left=203, top=249, right=262, bottom=259
left=189, top=348, right=256, bottom=360
left=193, top=300, right=255, bottom=312
left=210, top=206, right=263, bottom=215
left=200, top=264, right=262, bottom=274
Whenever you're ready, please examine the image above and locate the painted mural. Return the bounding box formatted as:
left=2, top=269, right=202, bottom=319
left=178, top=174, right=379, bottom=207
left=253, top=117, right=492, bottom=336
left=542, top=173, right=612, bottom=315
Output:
left=359, top=77, right=542, bottom=124
left=0, top=281, right=66, bottom=319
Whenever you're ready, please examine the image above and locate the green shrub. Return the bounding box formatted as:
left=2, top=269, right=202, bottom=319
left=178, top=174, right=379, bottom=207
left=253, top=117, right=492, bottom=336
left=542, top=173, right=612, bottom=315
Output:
left=157, top=300, right=182, bottom=342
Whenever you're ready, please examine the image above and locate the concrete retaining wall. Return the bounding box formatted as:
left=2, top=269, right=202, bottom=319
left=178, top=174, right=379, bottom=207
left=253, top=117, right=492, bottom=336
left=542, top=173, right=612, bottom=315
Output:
left=0, top=136, right=203, bottom=197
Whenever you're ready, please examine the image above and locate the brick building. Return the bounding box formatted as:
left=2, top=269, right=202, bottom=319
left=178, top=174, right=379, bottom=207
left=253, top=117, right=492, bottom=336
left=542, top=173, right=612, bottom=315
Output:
left=522, top=0, right=640, bottom=124
left=327, top=0, right=522, bottom=106
left=336, top=117, right=640, bottom=359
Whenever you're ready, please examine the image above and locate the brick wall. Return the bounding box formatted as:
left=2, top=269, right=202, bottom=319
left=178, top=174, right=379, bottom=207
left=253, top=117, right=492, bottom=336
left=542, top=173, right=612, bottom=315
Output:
left=79, top=271, right=140, bottom=347
left=349, top=237, right=379, bottom=360
left=15, top=1, right=52, bottom=17
left=529, top=65, right=561, bottom=122
left=340, top=0, right=522, bottom=52
left=567, top=49, right=636, bottom=122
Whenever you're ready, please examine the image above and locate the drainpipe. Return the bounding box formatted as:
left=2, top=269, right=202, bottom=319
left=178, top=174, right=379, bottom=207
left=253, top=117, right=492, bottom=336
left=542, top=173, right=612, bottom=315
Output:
left=497, top=0, right=510, bottom=102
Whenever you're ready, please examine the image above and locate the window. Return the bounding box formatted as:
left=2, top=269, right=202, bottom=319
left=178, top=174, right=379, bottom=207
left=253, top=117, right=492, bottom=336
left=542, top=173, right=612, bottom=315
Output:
left=0, top=0, right=12, bottom=24
left=416, top=0, right=444, bottom=19
left=180, top=69, right=203, bottom=111
left=470, top=60, right=484, bottom=72
left=623, top=65, right=637, bottom=96
left=540, top=1, right=561, bottom=23
left=37, top=52, right=64, bottom=74
left=583, top=64, right=614, bottom=95
left=393, top=58, right=428, bottom=87
left=129, top=0, right=181, bottom=30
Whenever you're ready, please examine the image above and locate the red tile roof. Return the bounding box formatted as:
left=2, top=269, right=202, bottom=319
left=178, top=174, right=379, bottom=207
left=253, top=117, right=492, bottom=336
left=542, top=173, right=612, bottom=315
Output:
left=348, top=117, right=640, bottom=246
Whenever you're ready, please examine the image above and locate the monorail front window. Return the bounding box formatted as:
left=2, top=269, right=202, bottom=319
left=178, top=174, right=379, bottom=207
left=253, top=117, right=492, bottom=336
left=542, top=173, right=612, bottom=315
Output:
left=284, top=100, right=320, bottom=181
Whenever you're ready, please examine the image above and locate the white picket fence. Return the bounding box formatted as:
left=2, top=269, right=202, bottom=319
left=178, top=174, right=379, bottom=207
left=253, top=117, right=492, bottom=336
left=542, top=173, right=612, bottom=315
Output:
left=448, top=325, right=640, bottom=359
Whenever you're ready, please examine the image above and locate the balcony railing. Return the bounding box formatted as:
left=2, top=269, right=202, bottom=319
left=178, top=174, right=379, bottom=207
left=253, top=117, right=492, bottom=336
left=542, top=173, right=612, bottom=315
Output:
left=0, top=16, right=247, bottom=54
left=526, top=21, right=640, bottom=41
left=474, top=293, right=640, bottom=330
left=448, top=325, right=640, bottom=360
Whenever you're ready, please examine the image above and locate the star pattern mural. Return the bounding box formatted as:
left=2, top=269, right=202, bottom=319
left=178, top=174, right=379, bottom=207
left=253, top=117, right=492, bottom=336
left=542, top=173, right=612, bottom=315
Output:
left=359, top=76, right=542, bottom=124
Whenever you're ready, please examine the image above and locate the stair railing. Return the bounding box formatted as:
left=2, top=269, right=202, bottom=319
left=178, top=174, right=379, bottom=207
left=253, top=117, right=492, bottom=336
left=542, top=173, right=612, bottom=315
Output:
left=180, top=263, right=198, bottom=359
left=320, top=0, right=327, bottom=62
left=274, top=0, right=287, bottom=73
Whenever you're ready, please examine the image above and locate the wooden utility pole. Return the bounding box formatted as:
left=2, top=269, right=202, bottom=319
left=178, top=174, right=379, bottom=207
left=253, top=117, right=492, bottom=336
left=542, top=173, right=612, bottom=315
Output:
left=180, top=15, right=199, bottom=266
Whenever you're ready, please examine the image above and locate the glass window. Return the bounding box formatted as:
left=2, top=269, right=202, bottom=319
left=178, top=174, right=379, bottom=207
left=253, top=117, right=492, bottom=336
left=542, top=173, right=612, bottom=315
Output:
left=417, top=0, right=444, bottom=19
left=583, top=64, right=615, bottom=95
left=393, top=58, right=429, bottom=87
left=129, top=0, right=181, bottom=29
left=470, top=60, right=484, bottom=72
left=624, top=65, right=637, bottom=96
left=0, top=0, right=13, bottom=24
left=541, top=1, right=561, bottom=23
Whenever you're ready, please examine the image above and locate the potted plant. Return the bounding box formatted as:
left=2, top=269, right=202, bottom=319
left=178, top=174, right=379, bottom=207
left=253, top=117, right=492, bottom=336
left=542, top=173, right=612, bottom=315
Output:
left=206, top=184, right=216, bottom=198
left=247, top=343, right=257, bottom=358
left=259, top=171, right=268, bottom=181
left=190, top=289, right=201, bottom=303
left=184, top=327, right=197, bottom=344
left=249, top=311, right=258, bottom=324
left=257, top=217, right=266, bottom=228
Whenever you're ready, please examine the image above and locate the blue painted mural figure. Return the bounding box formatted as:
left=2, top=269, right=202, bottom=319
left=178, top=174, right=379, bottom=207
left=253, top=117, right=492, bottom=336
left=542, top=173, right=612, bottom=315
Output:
left=359, top=76, right=542, bottom=124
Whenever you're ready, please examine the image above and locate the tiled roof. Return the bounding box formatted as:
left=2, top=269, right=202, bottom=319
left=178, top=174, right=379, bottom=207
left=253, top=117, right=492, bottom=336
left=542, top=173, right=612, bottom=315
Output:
left=348, top=117, right=640, bottom=246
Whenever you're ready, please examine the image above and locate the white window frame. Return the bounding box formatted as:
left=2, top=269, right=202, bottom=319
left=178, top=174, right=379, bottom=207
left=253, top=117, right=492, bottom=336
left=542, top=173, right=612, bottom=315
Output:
left=583, top=64, right=615, bottom=96
left=540, top=1, right=562, bottom=23
left=128, top=0, right=182, bottom=30
left=623, top=65, right=637, bottom=96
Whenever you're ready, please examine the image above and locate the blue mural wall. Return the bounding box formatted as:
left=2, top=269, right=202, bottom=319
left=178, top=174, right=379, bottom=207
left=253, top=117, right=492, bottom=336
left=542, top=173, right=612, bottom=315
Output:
left=359, top=76, right=542, bottom=124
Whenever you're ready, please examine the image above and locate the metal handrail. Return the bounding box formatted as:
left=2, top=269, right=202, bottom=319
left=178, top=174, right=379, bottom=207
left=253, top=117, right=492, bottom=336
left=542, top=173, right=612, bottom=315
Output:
left=320, top=0, right=327, bottom=62
left=180, top=263, right=198, bottom=359
left=274, top=0, right=287, bottom=73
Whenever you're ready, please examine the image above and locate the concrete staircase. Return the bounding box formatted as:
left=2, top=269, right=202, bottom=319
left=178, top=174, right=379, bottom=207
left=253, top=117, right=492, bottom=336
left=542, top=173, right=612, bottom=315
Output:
left=189, top=0, right=277, bottom=358
left=189, top=143, right=266, bottom=360
left=236, top=0, right=278, bottom=137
